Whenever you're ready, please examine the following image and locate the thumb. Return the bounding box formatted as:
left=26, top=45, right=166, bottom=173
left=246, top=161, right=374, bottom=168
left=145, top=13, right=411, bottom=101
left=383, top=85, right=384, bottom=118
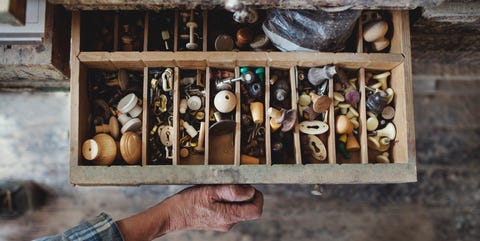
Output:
left=213, top=185, right=256, bottom=202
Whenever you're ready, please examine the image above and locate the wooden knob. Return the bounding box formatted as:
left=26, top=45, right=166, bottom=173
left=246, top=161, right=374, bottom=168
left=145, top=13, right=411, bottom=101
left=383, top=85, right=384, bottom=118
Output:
left=236, top=27, right=253, bottom=47
left=336, top=115, right=354, bottom=134
left=363, top=20, right=388, bottom=42
left=82, top=133, right=117, bottom=166
left=309, top=92, right=332, bottom=113
left=346, top=132, right=360, bottom=151
left=95, top=116, right=120, bottom=139
left=372, top=37, right=390, bottom=51
left=270, top=118, right=282, bottom=132
left=241, top=154, right=260, bottom=165
left=250, top=102, right=264, bottom=124
left=120, top=131, right=141, bottom=165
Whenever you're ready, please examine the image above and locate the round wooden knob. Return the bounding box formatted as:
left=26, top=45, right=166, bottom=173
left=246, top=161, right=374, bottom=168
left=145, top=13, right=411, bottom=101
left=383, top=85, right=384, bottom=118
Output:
left=118, top=69, right=129, bottom=90
left=382, top=106, right=395, bottom=120
left=372, top=37, right=390, bottom=51
left=82, top=133, right=117, bottom=166
left=120, top=131, right=141, bottom=165
left=214, top=90, right=236, bottom=113
left=336, top=115, right=354, bottom=134
left=363, top=20, right=388, bottom=42
left=215, top=34, right=234, bottom=51
left=95, top=116, right=120, bottom=139
left=309, top=92, right=332, bottom=113
left=236, top=27, right=253, bottom=47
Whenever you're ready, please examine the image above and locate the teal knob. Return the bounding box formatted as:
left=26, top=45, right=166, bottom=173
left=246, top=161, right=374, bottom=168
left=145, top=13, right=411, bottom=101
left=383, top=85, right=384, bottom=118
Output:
left=240, top=67, right=250, bottom=74
left=255, top=68, right=265, bottom=81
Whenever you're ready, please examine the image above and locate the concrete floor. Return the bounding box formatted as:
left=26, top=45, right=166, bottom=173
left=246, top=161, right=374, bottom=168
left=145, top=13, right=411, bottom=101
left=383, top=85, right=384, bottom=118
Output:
left=0, top=74, right=478, bottom=241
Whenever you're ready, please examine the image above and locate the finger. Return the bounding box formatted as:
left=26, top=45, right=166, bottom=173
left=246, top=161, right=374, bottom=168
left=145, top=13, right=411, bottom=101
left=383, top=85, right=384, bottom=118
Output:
left=226, top=189, right=264, bottom=222
left=212, top=223, right=236, bottom=232
left=213, top=185, right=256, bottom=202
left=239, top=190, right=264, bottom=220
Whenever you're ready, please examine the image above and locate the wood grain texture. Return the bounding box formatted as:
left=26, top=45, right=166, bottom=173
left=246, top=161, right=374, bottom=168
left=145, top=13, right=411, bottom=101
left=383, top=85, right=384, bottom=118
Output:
left=204, top=67, right=210, bottom=165
left=142, top=67, right=148, bottom=166
left=359, top=68, right=368, bottom=164
left=265, top=67, right=272, bottom=166
left=79, top=52, right=404, bottom=70
left=70, top=163, right=417, bottom=185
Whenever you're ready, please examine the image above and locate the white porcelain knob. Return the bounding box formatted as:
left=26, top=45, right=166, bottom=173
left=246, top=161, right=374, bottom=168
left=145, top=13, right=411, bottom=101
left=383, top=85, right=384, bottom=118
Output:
left=179, top=98, right=188, bottom=114
left=187, top=96, right=202, bottom=111
left=120, top=118, right=142, bottom=134
left=118, top=93, right=142, bottom=117
left=214, top=90, right=236, bottom=113
left=117, top=113, right=131, bottom=126
left=183, top=121, right=198, bottom=138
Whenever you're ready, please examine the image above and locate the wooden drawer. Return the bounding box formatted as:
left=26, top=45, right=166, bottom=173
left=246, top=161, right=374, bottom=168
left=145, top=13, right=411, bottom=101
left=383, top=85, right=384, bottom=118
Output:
left=70, top=9, right=416, bottom=185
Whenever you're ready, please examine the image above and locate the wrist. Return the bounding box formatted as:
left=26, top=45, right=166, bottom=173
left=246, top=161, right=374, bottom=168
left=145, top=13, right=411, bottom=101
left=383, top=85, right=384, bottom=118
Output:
left=116, top=202, right=173, bottom=241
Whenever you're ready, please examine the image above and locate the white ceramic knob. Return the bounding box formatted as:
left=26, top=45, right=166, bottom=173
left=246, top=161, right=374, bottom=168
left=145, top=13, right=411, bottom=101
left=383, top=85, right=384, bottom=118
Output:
left=214, top=90, right=236, bottom=113
left=183, top=121, right=198, bottom=138
left=120, top=118, right=142, bottom=134
left=187, top=96, right=202, bottom=111
left=117, top=113, right=131, bottom=126
left=180, top=98, right=188, bottom=114
left=118, top=93, right=142, bottom=117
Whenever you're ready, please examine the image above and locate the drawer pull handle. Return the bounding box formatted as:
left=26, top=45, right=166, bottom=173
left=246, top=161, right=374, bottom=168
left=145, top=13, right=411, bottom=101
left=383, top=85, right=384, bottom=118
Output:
left=299, top=121, right=329, bottom=135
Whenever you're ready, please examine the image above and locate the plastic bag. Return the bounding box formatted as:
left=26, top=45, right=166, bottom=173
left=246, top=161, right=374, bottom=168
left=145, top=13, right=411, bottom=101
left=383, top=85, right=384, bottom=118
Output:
left=262, top=9, right=361, bottom=52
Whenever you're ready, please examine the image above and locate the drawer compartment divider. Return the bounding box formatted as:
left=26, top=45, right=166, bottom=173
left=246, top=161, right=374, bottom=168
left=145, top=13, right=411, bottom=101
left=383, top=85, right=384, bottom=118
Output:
left=204, top=67, right=211, bottom=165
left=264, top=67, right=272, bottom=166
left=234, top=66, right=241, bottom=166
left=290, top=66, right=302, bottom=165
left=359, top=68, right=369, bottom=164
left=142, top=66, right=149, bottom=166
left=172, top=67, right=180, bottom=165
left=327, top=74, right=336, bottom=164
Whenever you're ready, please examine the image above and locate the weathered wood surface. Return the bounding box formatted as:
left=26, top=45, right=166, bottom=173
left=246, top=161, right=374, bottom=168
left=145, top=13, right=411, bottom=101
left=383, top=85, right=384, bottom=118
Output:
left=48, top=0, right=443, bottom=10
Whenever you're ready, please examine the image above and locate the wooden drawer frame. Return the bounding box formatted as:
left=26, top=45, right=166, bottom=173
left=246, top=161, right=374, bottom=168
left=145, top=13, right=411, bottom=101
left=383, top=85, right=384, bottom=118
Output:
left=70, top=10, right=416, bottom=185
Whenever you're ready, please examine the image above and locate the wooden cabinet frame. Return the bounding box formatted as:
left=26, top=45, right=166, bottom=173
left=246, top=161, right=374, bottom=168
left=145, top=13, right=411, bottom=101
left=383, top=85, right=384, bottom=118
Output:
left=70, top=10, right=416, bottom=185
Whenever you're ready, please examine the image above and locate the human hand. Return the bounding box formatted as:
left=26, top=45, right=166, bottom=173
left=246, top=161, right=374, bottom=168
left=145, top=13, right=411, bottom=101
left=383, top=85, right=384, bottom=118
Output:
left=164, top=184, right=264, bottom=232
left=116, top=185, right=263, bottom=241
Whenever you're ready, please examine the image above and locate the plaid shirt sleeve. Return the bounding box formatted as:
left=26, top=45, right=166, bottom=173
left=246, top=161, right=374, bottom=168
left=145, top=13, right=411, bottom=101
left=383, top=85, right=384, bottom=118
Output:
left=33, top=212, right=124, bottom=241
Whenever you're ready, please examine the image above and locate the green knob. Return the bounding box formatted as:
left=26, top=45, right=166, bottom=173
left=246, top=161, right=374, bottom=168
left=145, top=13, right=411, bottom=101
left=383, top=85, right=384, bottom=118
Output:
left=240, top=67, right=250, bottom=74
left=255, top=68, right=265, bottom=81
left=337, top=141, right=350, bottom=159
